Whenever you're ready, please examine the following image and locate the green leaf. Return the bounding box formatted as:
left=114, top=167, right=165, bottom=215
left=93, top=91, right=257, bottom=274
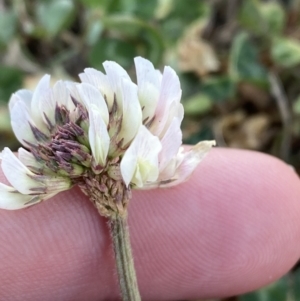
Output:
left=183, top=77, right=235, bottom=115
left=239, top=0, right=285, bottom=37
left=155, top=0, right=173, bottom=19
left=293, top=268, right=300, bottom=299
left=132, top=0, right=158, bottom=19
left=0, top=10, right=17, bottom=46
left=293, top=95, right=300, bottom=114
left=88, top=37, right=137, bottom=70
left=260, top=2, right=285, bottom=36
left=201, top=77, right=236, bottom=103
left=229, top=32, right=268, bottom=85
left=80, top=0, right=154, bottom=15
left=0, top=106, right=11, bottom=131
left=85, top=19, right=104, bottom=46
left=103, top=15, right=142, bottom=37
left=239, top=0, right=263, bottom=35
left=239, top=277, right=288, bottom=301
left=117, top=0, right=139, bottom=14
left=36, top=0, right=75, bottom=37
left=78, top=0, right=112, bottom=9
left=0, top=66, right=23, bottom=102
left=183, top=93, right=212, bottom=116
left=168, top=0, right=208, bottom=22
left=271, top=37, right=300, bottom=68
left=239, top=292, right=261, bottom=301
left=161, top=1, right=209, bottom=41
left=106, top=0, right=136, bottom=13
left=103, top=15, right=164, bottom=64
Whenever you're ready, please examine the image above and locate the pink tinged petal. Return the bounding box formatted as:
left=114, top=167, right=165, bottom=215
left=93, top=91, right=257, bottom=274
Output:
left=1, top=148, right=45, bottom=195
left=0, top=183, right=40, bottom=210
left=77, top=83, right=109, bottom=125
left=79, top=68, right=114, bottom=109
left=88, top=107, right=110, bottom=168
left=161, top=140, right=216, bottom=188
left=151, top=66, right=182, bottom=136
left=159, top=66, right=181, bottom=106
left=158, top=117, right=182, bottom=171
left=159, top=102, right=184, bottom=140
left=120, top=126, right=162, bottom=187
left=10, top=99, right=37, bottom=145
left=118, top=78, right=142, bottom=145
left=30, top=74, right=51, bottom=132
left=158, top=157, right=177, bottom=182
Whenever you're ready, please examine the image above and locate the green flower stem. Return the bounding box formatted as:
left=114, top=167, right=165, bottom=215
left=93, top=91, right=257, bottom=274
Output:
left=109, top=215, right=141, bottom=301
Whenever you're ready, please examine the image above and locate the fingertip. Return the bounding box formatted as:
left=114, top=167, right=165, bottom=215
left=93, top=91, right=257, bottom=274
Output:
left=130, top=148, right=300, bottom=299
left=0, top=148, right=300, bottom=300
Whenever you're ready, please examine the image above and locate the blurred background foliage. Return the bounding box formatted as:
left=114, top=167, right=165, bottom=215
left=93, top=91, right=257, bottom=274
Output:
left=0, top=0, right=299, bottom=300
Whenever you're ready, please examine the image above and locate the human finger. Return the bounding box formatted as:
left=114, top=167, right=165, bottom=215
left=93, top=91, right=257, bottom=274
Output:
left=0, top=148, right=299, bottom=301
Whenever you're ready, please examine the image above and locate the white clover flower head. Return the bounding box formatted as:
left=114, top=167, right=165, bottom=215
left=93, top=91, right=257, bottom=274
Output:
left=0, top=57, right=215, bottom=218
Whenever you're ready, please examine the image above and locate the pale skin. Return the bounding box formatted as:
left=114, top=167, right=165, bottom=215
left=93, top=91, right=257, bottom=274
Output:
left=0, top=148, right=300, bottom=301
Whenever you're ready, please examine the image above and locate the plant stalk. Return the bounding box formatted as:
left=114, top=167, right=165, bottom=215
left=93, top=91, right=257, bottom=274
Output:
left=109, top=215, right=141, bottom=301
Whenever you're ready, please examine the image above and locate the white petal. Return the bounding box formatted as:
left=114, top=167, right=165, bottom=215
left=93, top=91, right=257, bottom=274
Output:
left=120, top=126, right=162, bottom=187
left=103, top=61, right=132, bottom=111
left=151, top=66, right=182, bottom=136
left=118, top=78, right=142, bottom=145
left=79, top=68, right=114, bottom=109
left=88, top=106, right=110, bottom=167
left=10, top=99, right=37, bottom=145
left=65, top=81, right=82, bottom=104
left=77, top=83, right=109, bottom=125
left=9, top=89, right=32, bottom=112
left=134, top=57, right=160, bottom=89
left=158, top=117, right=182, bottom=171
left=18, top=148, right=41, bottom=169
left=0, top=183, right=39, bottom=210
left=138, top=83, right=159, bottom=122
left=134, top=57, right=161, bottom=121
left=1, top=148, right=44, bottom=194
left=30, top=75, right=51, bottom=132
left=103, top=61, right=131, bottom=92
left=53, top=80, right=75, bottom=111
left=39, top=176, right=71, bottom=193
left=40, top=80, right=75, bottom=127
left=161, top=140, right=216, bottom=187
left=39, top=89, right=56, bottom=126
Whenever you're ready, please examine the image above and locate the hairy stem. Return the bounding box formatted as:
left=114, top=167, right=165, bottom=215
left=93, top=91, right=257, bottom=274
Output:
left=109, top=216, right=141, bottom=301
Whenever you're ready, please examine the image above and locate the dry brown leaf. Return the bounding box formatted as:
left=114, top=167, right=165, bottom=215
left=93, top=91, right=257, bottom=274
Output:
left=178, top=20, right=220, bottom=76
left=215, top=111, right=271, bottom=150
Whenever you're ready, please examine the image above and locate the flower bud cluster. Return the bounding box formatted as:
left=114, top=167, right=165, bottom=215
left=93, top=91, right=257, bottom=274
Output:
left=0, top=57, right=215, bottom=215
